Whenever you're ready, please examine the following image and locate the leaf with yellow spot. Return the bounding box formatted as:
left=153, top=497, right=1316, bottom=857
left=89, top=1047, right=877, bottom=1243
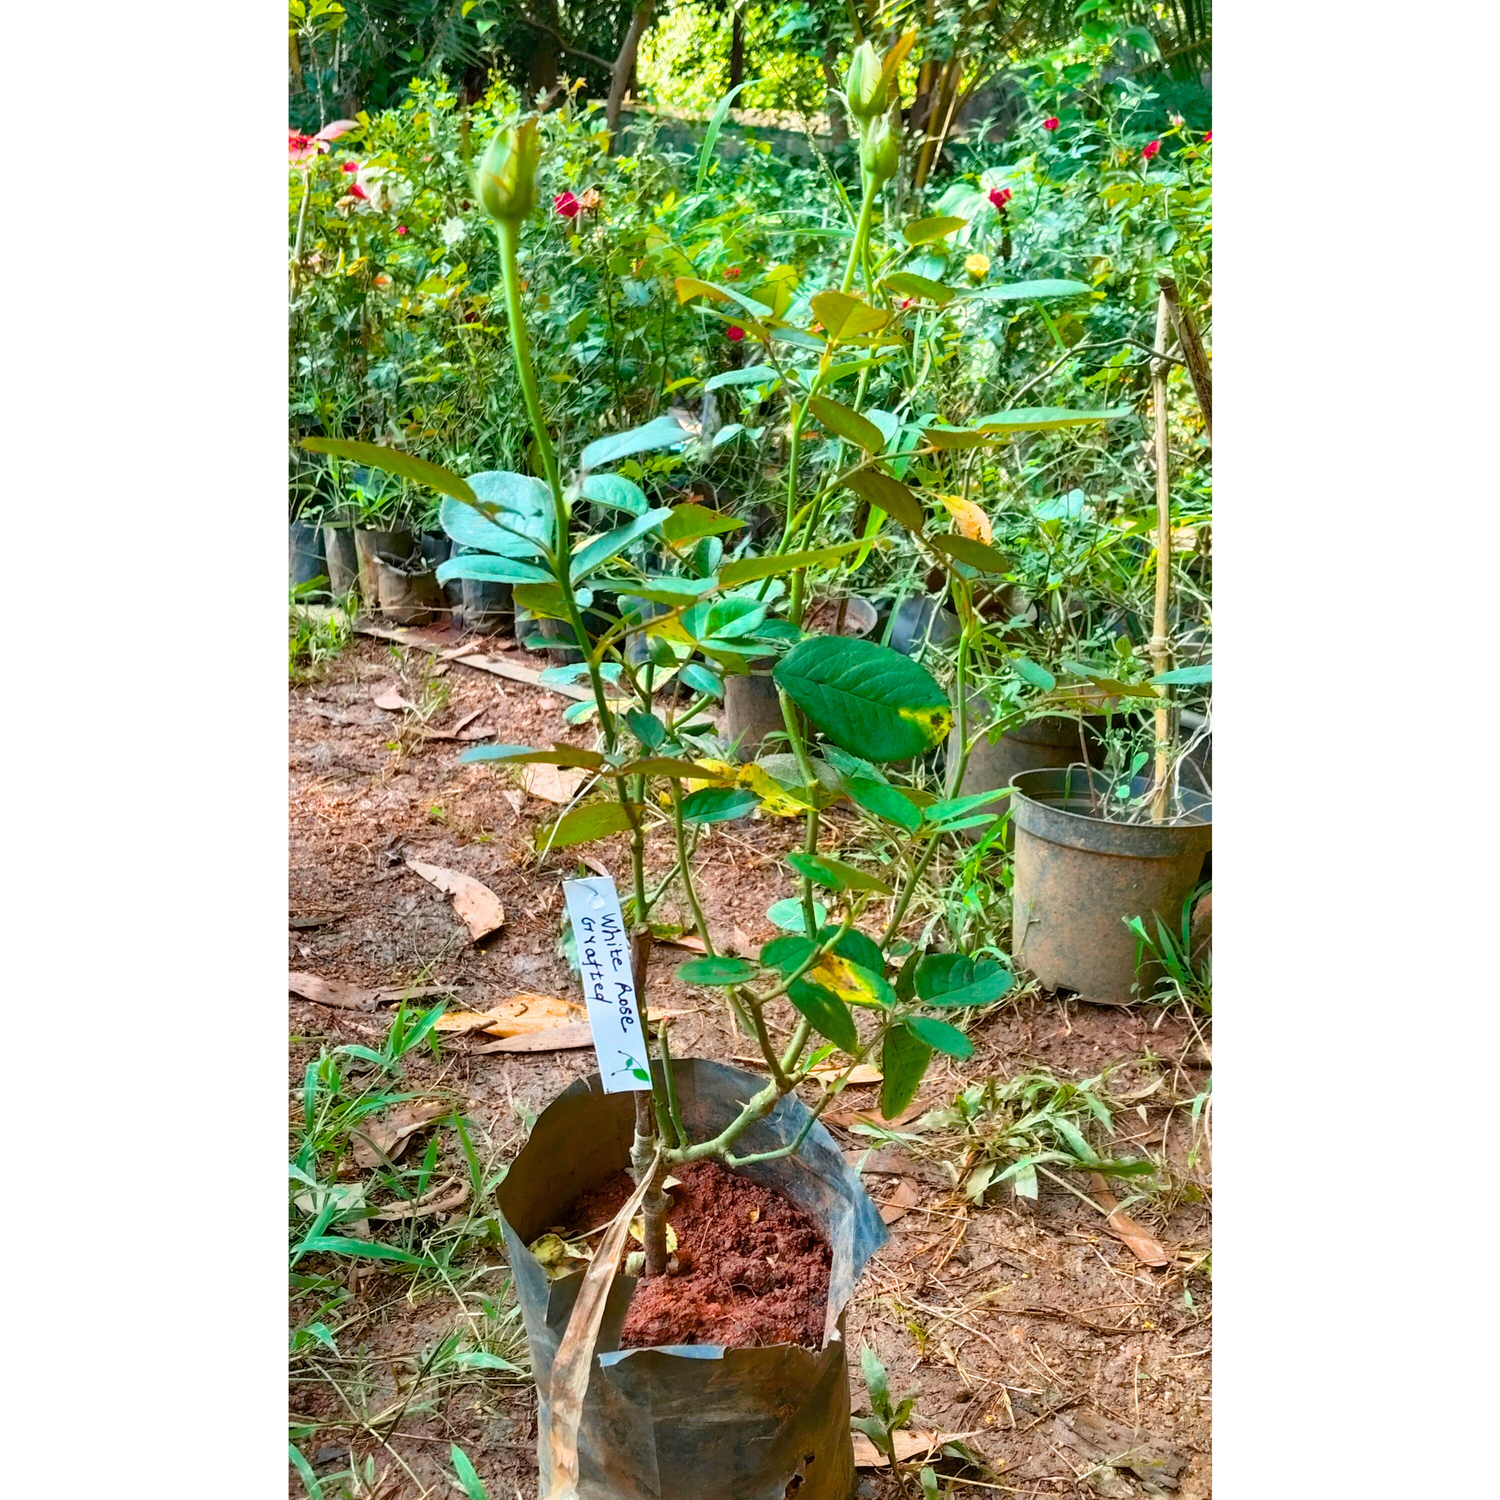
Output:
left=737, top=762, right=814, bottom=817
left=684, top=757, right=740, bottom=794
left=939, top=494, right=993, bottom=543
left=809, top=952, right=896, bottom=1008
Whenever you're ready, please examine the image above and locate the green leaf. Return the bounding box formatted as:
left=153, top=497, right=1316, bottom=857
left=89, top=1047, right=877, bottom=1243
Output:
left=696, top=78, right=758, bottom=189
left=861, top=1344, right=891, bottom=1411
left=673, top=275, right=774, bottom=321
left=787, top=977, right=858, bottom=1053
left=787, top=851, right=894, bottom=895
left=457, top=744, right=604, bottom=768
left=914, top=953, right=1014, bottom=1007
left=929, top=534, right=1011, bottom=574
left=570, top=508, right=672, bottom=581
left=580, top=417, right=689, bottom=472
left=840, top=467, right=925, bottom=534
left=580, top=472, right=647, bottom=515
left=624, top=709, right=665, bottom=751
left=662, top=503, right=747, bottom=544
left=774, top=637, right=952, bottom=763
left=450, top=1445, right=490, bottom=1500
left=295, top=1236, right=433, bottom=1266
left=760, top=933, right=817, bottom=974
left=881, top=1022, right=933, bottom=1119
left=923, top=788, right=1010, bottom=825
left=810, top=289, right=889, bottom=339
left=703, top=365, right=781, bottom=391
left=300, top=438, right=477, bottom=508
left=1049, top=1114, right=1100, bottom=1166
left=808, top=395, right=885, bottom=454
left=613, top=756, right=734, bottom=780
left=965, top=279, right=1092, bottom=302
left=436, top=553, right=553, bottom=586
left=289, top=1444, right=326, bottom=1500
left=681, top=785, right=758, bottom=823
left=439, top=475, right=550, bottom=555
left=882, top=271, right=956, bottom=305
left=845, top=775, right=922, bottom=830
left=536, top=801, right=635, bottom=850
left=512, top=581, right=580, bottom=619
left=677, top=955, right=759, bottom=985
left=905, top=1016, right=973, bottom=1058
left=767, top=897, right=826, bottom=932
left=680, top=663, right=724, bottom=700
left=902, top=215, right=967, bottom=246
left=971, top=406, right=1133, bottom=433
left=815, top=924, right=884, bottom=977
left=719, top=539, right=869, bottom=587
left=1013, top=657, right=1057, bottom=691
left=1151, top=663, right=1212, bottom=685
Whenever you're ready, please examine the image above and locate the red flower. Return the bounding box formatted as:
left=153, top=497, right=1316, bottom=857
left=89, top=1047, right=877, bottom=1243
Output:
left=726, top=326, right=745, bottom=343
left=988, top=187, right=1012, bottom=211
left=289, top=120, right=356, bottom=163
left=724, top=266, right=741, bottom=279
left=554, top=191, right=581, bottom=219
left=341, top=160, right=358, bottom=173
left=396, top=225, right=409, bottom=236
left=899, top=298, right=913, bottom=309
left=1203, top=131, right=1212, bottom=143
left=348, top=182, right=368, bottom=200
left=1042, top=117, right=1060, bottom=131
left=288, top=132, right=313, bottom=158
left=1142, top=139, right=1161, bottom=161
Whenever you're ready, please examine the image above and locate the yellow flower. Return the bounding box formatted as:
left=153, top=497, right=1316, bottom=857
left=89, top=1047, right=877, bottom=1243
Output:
left=964, top=253, right=990, bottom=282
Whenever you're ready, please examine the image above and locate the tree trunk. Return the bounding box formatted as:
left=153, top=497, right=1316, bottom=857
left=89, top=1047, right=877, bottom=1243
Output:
left=820, top=36, right=847, bottom=146
left=605, top=0, right=655, bottom=143
left=527, top=0, right=562, bottom=101
left=729, top=3, right=745, bottom=90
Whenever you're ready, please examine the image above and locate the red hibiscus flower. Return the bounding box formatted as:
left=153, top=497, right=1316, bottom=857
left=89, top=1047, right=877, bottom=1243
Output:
left=396, top=225, right=409, bottom=236
left=1204, top=131, right=1212, bottom=143
left=288, top=120, right=357, bottom=163
left=341, top=160, right=358, bottom=173
left=1042, top=117, right=1060, bottom=131
left=1142, top=139, right=1161, bottom=161
left=726, top=326, right=745, bottom=343
left=554, top=191, right=581, bottom=219
left=348, top=182, right=368, bottom=201
left=989, top=187, right=1012, bottom=211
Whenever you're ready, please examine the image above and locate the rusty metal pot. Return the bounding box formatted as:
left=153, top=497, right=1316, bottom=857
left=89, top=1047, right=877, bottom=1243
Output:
left=1010, top=766, right=1211, bottom=1004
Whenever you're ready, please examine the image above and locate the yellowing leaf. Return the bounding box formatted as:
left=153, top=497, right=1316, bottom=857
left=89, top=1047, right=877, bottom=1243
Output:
left=940, top=494, right=993, bottom=543
left=738, top=763, right=812, bottom=817
left=628, top=1218, right=678, bottom=1253
left=686, top=757, right=740, bottom=793
left=897, top=703, right=955, bottom=743
left=810, top=954, right=887, bottom=1008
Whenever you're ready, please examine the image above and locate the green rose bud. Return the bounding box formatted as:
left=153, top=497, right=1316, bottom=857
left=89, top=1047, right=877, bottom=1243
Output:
left=860, top=107, right=901, bottom=184
left=844, top=40, right=888, bottom=122
left=476, top=117, right=542, bottom=223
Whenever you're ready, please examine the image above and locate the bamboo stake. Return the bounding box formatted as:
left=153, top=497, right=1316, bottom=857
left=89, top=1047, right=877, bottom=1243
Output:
left=1159, top=276, right=1212, bottom=440
left=1150, top=289, right=1174, bottom=825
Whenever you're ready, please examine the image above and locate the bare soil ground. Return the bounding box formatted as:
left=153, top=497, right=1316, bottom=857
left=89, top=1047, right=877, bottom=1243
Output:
left=289, top=628, right=1212, bottom=1500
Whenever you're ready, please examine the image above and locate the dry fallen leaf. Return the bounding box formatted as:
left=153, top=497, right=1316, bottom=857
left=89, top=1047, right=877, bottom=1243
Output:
left=371, top=1178, right=469, bottom=1221
left=940, top=494, right=994, bottom=542
left=823, top=1095, right=932, bottom=1131
left=433, top=993, right=579, bottom=1036
left=521, top=763, right=589, bottom=804
left=405, top=857, right=505, bottom=941
left=471, top=1023, right=595, bottom=1054
left=811, top=1062, right=883, bottom=1086
left=851, top=1429, right=959, bottom=1469
left=289, top=972, right=453, bottom=1012
left=372, top=686, right=419, bottom=712
left=352, top=1101, right=449, bottom=1170
left=1089, top=1173, right=1172, bottom=1267
left=879, top=1177, right=923, bottom=1225
left=417, top=708, right=485, bottom=741
left=501, top=789, right=525, bottom=817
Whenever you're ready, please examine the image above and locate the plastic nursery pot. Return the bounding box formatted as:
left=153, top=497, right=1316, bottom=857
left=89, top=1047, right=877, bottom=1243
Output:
left=353, top=525, right=416, bottom=599
left=320, top=522, right=359, bottom=597
left=535, top=614, right=585, bottom=665
left=724, top=664, right=784, bottom=763
left=419, top=531, right=465, bottom=614
left=460, top=577, right=512, bottom=636
left=947, top=704, right=1110, bottom=848
left=496, top=1059, right=887, bottom=1500
left=887, top=594, right=959, bottom=656
left=373, top=557, right=444, bottom=626
left=289, top=518, right=327, bottom=592
left=1009, top=766, right=1212, bottom=1005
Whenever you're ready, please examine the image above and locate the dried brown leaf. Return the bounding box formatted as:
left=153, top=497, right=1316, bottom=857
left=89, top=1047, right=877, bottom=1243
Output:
left=851, top=1429, right=958, bottom=1468
left=522, top=763, right=589, bottom=804
left=372, top=686, right=418, bottom=712
left=1089, top=1172, right=1172, bottom=1267
left=471, top=1023, right=595, bottom=1055
left=405, top=857, right=505, bottom=941
left=370, top=1178, right=468, bottom=1221
left=879, top=1177, right=922, bottom=1225
left=351, top=1101, right=449, bottom=1170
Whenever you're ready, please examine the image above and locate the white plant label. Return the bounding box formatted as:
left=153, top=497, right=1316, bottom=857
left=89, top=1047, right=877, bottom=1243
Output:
left=562, top=875, right=649, bottom=1093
